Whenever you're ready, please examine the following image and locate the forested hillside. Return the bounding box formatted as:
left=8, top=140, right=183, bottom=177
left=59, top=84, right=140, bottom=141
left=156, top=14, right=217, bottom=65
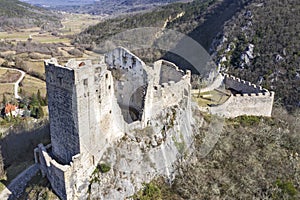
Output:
left=0, top=0, right=61, bottom=31
left=73, top=0, right=219, bottom=46
left=214, top=0, right=300, bottom=111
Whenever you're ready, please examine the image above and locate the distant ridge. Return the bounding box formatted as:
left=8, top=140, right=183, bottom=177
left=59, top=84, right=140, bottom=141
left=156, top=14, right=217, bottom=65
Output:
left=0, top=0, right=61, bottom=31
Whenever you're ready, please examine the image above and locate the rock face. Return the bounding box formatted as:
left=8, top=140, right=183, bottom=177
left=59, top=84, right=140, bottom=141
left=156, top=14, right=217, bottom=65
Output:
left=89, top=103, right=197, bottom=199
left=34, top=47, right=195, bottom=200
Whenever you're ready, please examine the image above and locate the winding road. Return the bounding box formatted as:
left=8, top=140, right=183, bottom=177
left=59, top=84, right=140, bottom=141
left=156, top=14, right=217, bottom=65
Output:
left=0, top=67, right=26, bottom=99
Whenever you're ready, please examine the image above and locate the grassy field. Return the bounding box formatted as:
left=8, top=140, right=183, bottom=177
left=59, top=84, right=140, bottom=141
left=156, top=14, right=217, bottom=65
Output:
left=61, top=13, right=103, bottom=35
left=0, top=31, right=70, bottom=44
left=0, top=70, right=21, bottom=84
left=0, top=68, right=8, bottom=76
left=0, top=84, right=14, bottom=102
left=0, top=13, right=102, bottom=44
left=20, top=75, right=46, bottom=97
left=24, top=61, right=45, bottom=75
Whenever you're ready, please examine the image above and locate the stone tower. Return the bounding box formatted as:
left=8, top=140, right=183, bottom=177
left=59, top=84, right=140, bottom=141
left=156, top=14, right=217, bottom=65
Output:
left=45, top=59, right=106, bottom=164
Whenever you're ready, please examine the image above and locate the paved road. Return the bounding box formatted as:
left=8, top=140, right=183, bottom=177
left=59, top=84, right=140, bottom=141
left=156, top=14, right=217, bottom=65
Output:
left=0, top=67, right=26, bottom=99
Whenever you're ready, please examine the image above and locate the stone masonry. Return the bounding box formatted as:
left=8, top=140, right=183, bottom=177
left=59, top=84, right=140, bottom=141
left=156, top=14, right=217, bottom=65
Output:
left=34, top=47, right=192, bottom=200
left=34, top=47, right=274, bottom=199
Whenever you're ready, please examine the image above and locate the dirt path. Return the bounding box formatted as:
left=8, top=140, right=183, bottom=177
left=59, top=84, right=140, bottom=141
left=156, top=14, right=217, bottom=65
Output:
left=0, top=67, right=26, bottom=99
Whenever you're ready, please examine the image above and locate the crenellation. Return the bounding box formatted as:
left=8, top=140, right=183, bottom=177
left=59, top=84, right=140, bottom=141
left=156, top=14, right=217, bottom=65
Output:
left=169, top=81, right=175, bottom=86
left=162, top=82, right=168, bottom=88
left=207, top=72, right=274, bottom=118
left=36, top=47, right=193, bottom=200
left=35, top=46, right=273, bottom=200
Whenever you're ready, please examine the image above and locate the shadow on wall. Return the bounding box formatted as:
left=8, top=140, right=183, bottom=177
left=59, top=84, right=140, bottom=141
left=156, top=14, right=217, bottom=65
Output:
left=0, top=121, right=50, bottom=184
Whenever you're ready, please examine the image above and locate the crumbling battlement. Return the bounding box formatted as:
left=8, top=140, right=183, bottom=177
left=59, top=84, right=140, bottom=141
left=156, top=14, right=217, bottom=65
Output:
left=205, top=73, right=274, bottom=118
left=153, top=60, right=186, bottom=85
left=209, top=90, right=274, bottom=117
left=222, top=73, right=267, bottom=94
left=36, top=47, right=192, bottom=200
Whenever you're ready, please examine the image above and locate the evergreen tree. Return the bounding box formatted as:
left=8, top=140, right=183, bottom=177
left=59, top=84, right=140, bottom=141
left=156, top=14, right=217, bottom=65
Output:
left=36, top=106, right=44, bottom=119
left=30, top=93, right=39, bottom=107
left=37, top=89, right=44, bottom=106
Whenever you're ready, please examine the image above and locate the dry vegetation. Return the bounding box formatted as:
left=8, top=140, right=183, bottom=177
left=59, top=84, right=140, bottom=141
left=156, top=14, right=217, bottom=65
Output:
left=0, top=69, right=21, bottom=83
left=0, top=84, right=14, bottom=102
left=20, top=75, right=46, bottom=97
left=147, top=105, right=300, bottom=199
left=215, top=0, right=300, bottom=111
left=18, top=172, right=58, bottom=200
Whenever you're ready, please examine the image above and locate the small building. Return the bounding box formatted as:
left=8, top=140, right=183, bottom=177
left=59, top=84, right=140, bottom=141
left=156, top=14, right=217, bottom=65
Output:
left=4, top=104, right=24, bottom=117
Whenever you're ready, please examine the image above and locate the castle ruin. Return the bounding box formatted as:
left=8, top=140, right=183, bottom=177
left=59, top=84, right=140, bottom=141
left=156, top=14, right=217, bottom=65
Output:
left=34, top=47, right=193, bottom=199
left=196, top=73, right=274, bottom=118
left=34, top=47, right=274, bottom=199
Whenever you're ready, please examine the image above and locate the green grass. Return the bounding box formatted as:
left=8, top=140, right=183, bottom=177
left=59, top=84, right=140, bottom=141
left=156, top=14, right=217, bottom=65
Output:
left=132, top=182, right=162, bottom=200
left=0, top=181, right=6, bottom=193
left=99, top=163, right=111, bottom=173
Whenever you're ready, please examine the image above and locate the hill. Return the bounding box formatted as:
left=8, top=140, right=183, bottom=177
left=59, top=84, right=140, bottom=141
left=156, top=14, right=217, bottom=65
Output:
left=75, top=0, right=299, bottom=111
left=213, top=0, right=300, bottom=111
left=0, top=0, right=62, bottom=31
left=25, top=0, right=190, bottom=15
left=73, top=0, right=219, bottom=46
left=136, top=106, right=300, bottom=199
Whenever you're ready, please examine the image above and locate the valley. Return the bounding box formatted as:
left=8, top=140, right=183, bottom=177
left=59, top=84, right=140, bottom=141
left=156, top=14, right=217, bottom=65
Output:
left=0, top=0, right=299, bottom=199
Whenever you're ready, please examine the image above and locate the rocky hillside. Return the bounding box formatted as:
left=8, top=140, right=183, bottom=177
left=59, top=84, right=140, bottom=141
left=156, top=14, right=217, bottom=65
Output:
left=0, top=0, right=61, bottom=31
left=75, top=0, right=299, bottom=112
left=73, top=0, right=220, bottom=46
left=135, top=106, right=300, bottom=199
left=213, top=0, right=300, bottom=111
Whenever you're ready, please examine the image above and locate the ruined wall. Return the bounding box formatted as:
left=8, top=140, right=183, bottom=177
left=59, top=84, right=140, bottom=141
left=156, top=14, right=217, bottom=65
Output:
left=223, top=74, right=266, bottom=94
left=45, top=59, right=79, bottom=164
left=43, top=58, right=127, bottom=200
left=40, top=48, right=195, bottom=200
left=151, top=81, right=190, bottom=117
left=105, top=47, right=148, bottom=123
left=209, top=91, right=275, bottom=118
left=154, top=60, right=185, bottom=85
left=35, top=144, right=98, bottom=200
left=35, top=144, right=68, bottom=200
left=150, top=67, right=191, bottom=118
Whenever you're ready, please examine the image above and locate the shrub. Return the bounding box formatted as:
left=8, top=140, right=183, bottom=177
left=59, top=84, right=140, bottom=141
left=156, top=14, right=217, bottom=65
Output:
left=133, top=182, right=162, bottom=200
left=99, top=163, right=111, bottom=173
left=274, top=180, right=298, bottom=199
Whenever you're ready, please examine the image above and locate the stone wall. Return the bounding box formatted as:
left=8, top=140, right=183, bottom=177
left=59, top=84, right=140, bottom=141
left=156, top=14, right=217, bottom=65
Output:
left=35, top=144, right=68, bottom=199
left=223, top=73, right=266, bottom=94
left=197, top=73, right=275, bottom=118
left=151, top=80, right=191, bottom=117
left=45, top=59, right=79, bottom=164
left=157, top=60, right=184, bottom=84
left=39, top=47, right=194, bottom=200
left=105, top=47, right=148, bottom=123
left=209, top=91, right=275, bottom=118
left=42, top=57, right=127, bottom=200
